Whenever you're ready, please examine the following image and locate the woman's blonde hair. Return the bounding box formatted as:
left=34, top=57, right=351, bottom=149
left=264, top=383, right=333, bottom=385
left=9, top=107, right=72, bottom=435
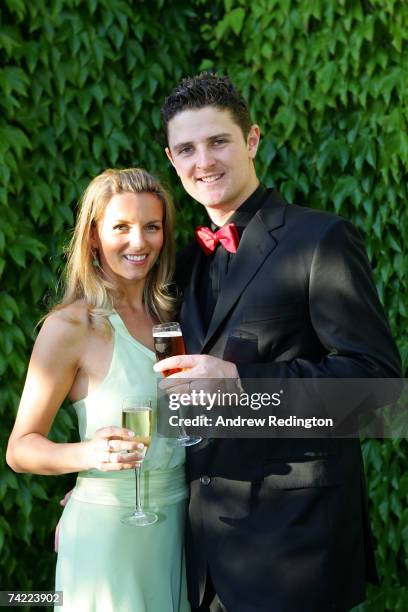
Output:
left=55, top=168, right=176, bottom=327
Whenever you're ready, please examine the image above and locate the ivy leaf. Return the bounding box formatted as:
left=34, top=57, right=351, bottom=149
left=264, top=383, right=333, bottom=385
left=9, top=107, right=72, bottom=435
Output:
left=0, top=26, right=21, bottom=56
left=0, top=66, right=29, bottom=97
left=216, top=8, right=246, bottom=38
left=332, top=176, right=358, bottom=212
left=0, top=126, right=31, bottom=158
left=8, top=243, right=26, bottom=267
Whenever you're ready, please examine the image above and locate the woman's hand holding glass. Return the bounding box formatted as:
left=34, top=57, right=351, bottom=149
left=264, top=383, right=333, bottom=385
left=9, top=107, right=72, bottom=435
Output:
left=84, top=426, right=146, bottom=471
left=120, top=397, right=158, bottom=526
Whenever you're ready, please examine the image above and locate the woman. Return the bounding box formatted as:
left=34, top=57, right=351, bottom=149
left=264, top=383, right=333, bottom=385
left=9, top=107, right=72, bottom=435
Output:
left=7, top=168, right=190, bottom=612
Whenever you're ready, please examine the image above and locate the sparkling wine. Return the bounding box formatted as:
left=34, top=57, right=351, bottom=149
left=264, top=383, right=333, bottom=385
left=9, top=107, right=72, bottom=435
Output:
left=122, top=408, right=152, bottom=449
left=120, top=397, right=158, bottom=526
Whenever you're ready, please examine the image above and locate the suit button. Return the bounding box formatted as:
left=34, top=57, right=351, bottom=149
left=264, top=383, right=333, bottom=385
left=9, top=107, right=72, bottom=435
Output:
left=200, top=475, right=211, bottom=485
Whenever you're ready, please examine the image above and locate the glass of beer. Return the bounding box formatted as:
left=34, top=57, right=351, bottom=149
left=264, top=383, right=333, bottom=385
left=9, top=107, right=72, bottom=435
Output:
left=121, top=397, right=158, bottom=527
left=152, top=322, right=186, bottom=376
left=152, top=322, right=201, bottom=447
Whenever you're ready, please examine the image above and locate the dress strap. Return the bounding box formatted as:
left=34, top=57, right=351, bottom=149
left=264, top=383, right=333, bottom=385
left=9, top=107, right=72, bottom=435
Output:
left=107, top=311, right=121, bottom=331
left=108, top=311, right=156, bottom=359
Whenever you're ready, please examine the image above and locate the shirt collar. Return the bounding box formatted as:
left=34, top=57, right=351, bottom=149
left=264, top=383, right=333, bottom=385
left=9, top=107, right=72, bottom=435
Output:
left=210, top=184, right=267, bottom=231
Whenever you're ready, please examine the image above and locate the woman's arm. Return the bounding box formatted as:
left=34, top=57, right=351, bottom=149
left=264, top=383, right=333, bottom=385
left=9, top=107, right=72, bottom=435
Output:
left=6, top=309, right=142, bottom=475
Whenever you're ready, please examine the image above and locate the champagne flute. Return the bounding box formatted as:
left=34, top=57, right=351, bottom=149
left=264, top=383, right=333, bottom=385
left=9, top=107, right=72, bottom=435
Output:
left=121, top=397, right=158, bottom=527
left=153, top=322, right=202, bottom=447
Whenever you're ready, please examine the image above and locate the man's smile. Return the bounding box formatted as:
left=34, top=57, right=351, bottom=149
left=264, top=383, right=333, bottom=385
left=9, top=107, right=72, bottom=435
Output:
left=197, top=173, right=224, bottom=184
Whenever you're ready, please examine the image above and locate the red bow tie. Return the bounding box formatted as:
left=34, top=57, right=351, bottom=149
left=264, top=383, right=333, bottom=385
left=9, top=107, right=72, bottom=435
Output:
left=195, top=223, right=239, bottom=255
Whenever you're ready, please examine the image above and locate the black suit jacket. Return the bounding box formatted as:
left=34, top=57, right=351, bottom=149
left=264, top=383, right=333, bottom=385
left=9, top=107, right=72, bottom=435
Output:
left=176, top=190, right=401, bottom=612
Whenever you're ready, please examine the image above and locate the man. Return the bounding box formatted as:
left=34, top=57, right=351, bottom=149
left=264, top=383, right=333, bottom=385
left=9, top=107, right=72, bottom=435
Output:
left=154, top=73, right=401, bottom=612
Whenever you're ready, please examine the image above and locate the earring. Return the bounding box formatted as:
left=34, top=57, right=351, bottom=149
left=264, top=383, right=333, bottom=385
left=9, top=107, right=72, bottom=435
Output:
left=92, top=249, right=99, bottom=268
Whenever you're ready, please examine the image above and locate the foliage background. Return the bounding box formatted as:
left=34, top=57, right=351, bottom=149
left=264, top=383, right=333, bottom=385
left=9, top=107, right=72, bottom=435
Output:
left=0, top=0, right=406, bottom=609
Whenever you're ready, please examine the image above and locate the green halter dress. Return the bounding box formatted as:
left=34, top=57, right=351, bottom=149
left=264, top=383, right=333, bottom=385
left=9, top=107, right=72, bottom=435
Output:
left=55, top=313, right=190, bottom=612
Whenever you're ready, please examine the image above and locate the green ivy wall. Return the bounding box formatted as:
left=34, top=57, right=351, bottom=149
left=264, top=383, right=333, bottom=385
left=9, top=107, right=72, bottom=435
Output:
left=0, top=0, right=406, bottom=609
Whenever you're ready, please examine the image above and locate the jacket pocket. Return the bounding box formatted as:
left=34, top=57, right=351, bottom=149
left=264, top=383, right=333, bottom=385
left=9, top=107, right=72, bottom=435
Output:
left=223, top=329, right=259, bottom=364
left=242, top=302, right=303, bottom=323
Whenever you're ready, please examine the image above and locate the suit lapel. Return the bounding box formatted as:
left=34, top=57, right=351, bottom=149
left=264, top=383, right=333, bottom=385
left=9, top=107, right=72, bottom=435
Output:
left=203, top=191, right=287, bottom=349
left=180, top=244, right=206, bottom=353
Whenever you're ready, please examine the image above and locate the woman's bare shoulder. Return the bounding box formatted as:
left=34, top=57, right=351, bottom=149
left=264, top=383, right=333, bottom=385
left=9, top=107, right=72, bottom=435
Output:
left=39, top=300, right=92, bottom=345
